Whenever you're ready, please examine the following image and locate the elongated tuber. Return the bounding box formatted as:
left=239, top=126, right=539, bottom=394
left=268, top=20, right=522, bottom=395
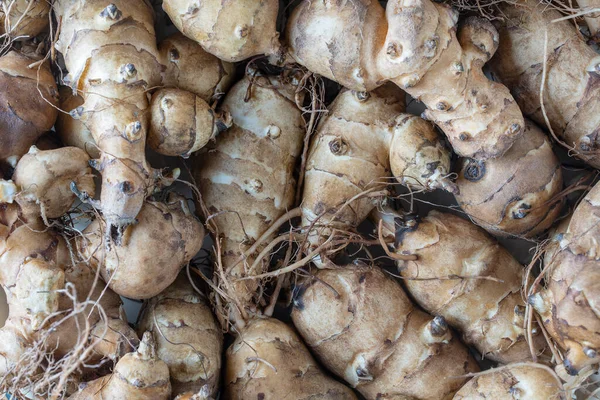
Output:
left=162, top=0, right=281, bottom=62
left=453, top=363, right=564, bottom=399
left=492, top=0, right=600, bottom=168
left=138, top=273, right=222, bottom=398
left=148, top=88, right=232, bottom=157
left=79, top=194, right=204, bottom=299
left=54, top=0, right=166, bottom=229
left=373, top=208, right=544, bottom=363
left=192, top=73, right=305, bottom=316
left=225, top=317, right=358, bottom=399
left=286, top=1, right=525, bottom=159
left=69, top=332, right=171, bottom=400
left=455, top=120, right=563, bottom=237
left=0, top=51, right=58, bottom=163
left=291, top=263, right=478, bottom=399
left=55, top=87, right=100, bottom=159
left=530, top=181, right=600, bottom=374
left=302, top=84, right=454, bottom=258
left=159, top=33, right=235, bottom=101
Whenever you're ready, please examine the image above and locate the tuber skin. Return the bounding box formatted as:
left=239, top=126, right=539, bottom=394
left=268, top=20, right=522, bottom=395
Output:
left=0, top=0, right=50, bottom=38
left=373, top=208, right=544, bottom=363
left=54, top=0, right=167, bottom=229
left=291, top=263, right=478, bottom=400
left=56, top=86, right=100, bottom=160
left=452, top=364, right=564, bottom=399
left=159, top=33, right=235, bottom=102
left=0, top=51, right=58, bottom=163
left=455, top=120, right=563, bottom=238
left=162, top=0, right=281, bottom=63
left=531, top=181, right=600, bottom=374
left=301, top=84, right=455, bottom=258
left=69, top=332, right=171, bottom=400
left=79, top=194, right=204, bottom=300
left=224, top=317, right=358, bottom=400
left=286, top=1, right=525, bottom=160
left=492, top=0, right=600, bottom=168
left=138, top=273, right=223, bottom=398
left=192, top=73, right=305, bottom=317
left=148, top=88, right=232, bottom=158
left=577, top=0, right=600, bottom=38
left=9, top=146, right=95, bottom=220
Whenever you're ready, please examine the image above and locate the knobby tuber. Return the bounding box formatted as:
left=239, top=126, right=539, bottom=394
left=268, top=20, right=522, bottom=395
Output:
left=455, top=120, right=563, bottom=237
left=373, top=208, right=543, bottom=363
left=286, top=1, right=525, bottom=159
left=453, top=364, right=564, bottom=399
left=291, top=263, right=478, bottom=399
left=0, top=0, right=50, bottom=38
left=192, top=73, right=305, bottom=316
left=54, top=0, right=167, bottom=229
left=162, top=0, right=281, bottom=62
left=577, top=0, right=600, bottom=38
left=492, top=0, right=600, bottom=168
left=138, top=273, right=222, bottom=398
left=530, top=181, right=600, bottom=374
left=148, top=88, right=232, bottom=157
left=159, top=33, right=235, bottom=102
left=0, top=51, right=58, bottom=163
left=302, top=84, right=454, bottom=258
left=68, top=332, right=171, bottom=400
left=79, top=194, right=204, bottom=299
left=224, top=317, right=358, bottom=399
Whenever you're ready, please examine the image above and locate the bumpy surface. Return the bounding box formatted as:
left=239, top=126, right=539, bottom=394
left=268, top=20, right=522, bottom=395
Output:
left=80, top=196, right=204, bottom=299
left=193, top=74, right=305, bottom=315
left=532, top=181, right=600, bottom=374
left=287, top=1, right=525, bottom=159
left=291, top=264, right=477, bottom=400
left=55, top=0, right=162, bottom=228
left=0, top=51, right=58, bottom=161
left=55, top=87, right=100, bottom=159
left=493, top=0, right=600, bottom=168
left=138, top=274, right=223, bottom=398
left=374, top=208, right=543, bottom=363
left=453, top=364, right=564, bottom=399
left=455, top=120, right=563, bottom=237
left=224, top=317, right=357, bottom=399
left=162, top=0, right=280, bottom=62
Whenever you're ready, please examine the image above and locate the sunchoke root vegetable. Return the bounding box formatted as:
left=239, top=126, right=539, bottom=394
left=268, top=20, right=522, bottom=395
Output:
left=301, top=84, right=454, bottom=257
left=373, top=208, right=543, bottom=363
left=8, top=146, right=95, bottom=220
left=69, top=332, right=171, bottom=400
left=54, top=0, right=166, bottom=229
left=56, top=86, right=100, bottom=159
left=225, top=317, right=358, bottom=399
left=79, top=194, right=204, bottom=299
left=159, top=33, right=235, bottom=101
left=455, top=120, right=563, bottom=238
left=291, top=263, right=478, bottom=399
left=148, top=88, right=232, bottom=157
left=452, top=364, right=564, bottom=399
left=492, top=0, right=600, bottom=168
left=577, top=0, right=600, bottom=37
left=0, top=0, right=50, bottom=38
left=0, top=51, right=58, bottom=163
left=192, top=73, right=304, bottom=315
left=138, top=273, right=222, bottom=398
left=0, top=153, right=136, bottom=390
left=530, top=181, right=600, bottom=374
left=286, top=1, right=525, bottom=159
left=162, top=0, right=281, bottom=62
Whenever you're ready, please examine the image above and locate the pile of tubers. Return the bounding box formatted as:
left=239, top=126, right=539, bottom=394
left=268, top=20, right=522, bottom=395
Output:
left=1, top=0, right=600, bottom=399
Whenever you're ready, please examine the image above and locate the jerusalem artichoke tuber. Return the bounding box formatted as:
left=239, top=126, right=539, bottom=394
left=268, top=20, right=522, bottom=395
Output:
left=0, top=0, right=50, bottom=38
left=455, top=120, right=563, bottom=238
left=291, top=262, right=478, bottom=400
